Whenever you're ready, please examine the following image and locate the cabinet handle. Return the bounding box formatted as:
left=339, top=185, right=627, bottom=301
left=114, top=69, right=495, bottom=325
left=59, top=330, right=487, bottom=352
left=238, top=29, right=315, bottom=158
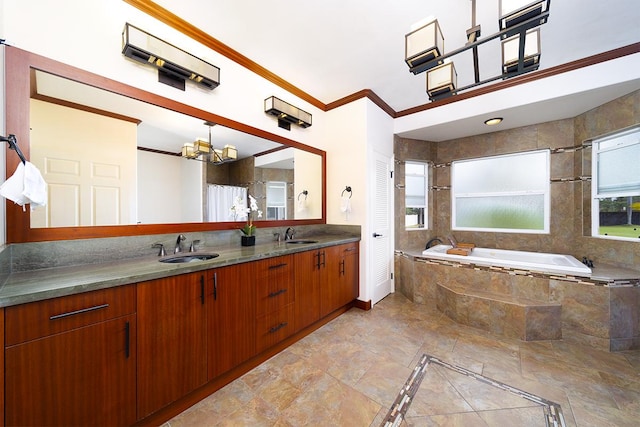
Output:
left=268, top=289, right=287, bottom=298
left=213, top=272, right=218, bottom=300
left=200, top=275, right=205, bottom=305
left=339, top=259, right=345, bottom=276
left=124, top=321, right=130, bottom=359
left=345, top=247, right=356, bottom=252
left=49, top=303, right=109, bottom=320
left=268, top=262, right=288, bottom=270
left=269, top=322, right=288, bottom=333
left=314, top=251, right=320, bottom=270
left=320, top=250, right=326, bottom=268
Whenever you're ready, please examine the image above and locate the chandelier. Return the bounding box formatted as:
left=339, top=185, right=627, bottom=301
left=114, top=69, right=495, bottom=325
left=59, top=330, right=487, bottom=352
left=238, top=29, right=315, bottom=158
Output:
left=181, top=122, right=237, bottom=163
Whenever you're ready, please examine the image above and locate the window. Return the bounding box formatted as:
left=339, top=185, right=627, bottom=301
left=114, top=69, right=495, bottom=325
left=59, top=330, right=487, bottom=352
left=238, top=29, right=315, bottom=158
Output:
left=405, top=161, right=428, bottom=230
left=592, top=126, right=640, bottom=241
left=451, top=150, right=550, bottom=233
left=266, top=181, right=287, bottom=220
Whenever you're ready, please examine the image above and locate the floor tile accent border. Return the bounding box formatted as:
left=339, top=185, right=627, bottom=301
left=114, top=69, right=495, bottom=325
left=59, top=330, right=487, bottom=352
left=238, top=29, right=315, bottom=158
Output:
left=381, top=354, right=429, bottom=427
left=381, top=353, right=566, bottom=427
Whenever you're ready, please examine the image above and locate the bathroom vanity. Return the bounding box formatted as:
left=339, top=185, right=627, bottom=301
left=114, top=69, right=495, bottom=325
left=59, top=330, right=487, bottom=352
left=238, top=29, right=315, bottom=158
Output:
left=0, top=236, right=359, bottom=426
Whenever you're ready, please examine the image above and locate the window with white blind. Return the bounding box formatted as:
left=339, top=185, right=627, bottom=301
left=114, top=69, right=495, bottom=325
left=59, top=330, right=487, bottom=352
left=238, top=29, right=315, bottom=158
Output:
left=451, top=150, right=550, bottom=233
left=592, top=126, right=640, bottom=241
left=405, top=161, right=428, bottom=230
left=266, top=181, right=287, bottom=220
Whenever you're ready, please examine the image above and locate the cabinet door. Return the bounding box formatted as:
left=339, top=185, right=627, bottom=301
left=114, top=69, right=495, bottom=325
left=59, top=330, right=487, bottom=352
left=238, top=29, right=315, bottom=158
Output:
left=208, top=264, right=256, bottom=380
left=5, top=315, right=137, bottom=426
left=137, top=273, right=207, bottom=419
left=294, top=249, right=323, bottom=331
left=322, top=243, right=360, bottom=316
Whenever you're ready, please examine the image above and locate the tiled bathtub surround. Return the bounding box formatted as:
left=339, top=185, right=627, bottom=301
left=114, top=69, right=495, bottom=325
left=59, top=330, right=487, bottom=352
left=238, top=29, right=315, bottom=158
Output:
left=394, top=90, right=640, bottom=275
left=396, top=251, right=640, bottom=351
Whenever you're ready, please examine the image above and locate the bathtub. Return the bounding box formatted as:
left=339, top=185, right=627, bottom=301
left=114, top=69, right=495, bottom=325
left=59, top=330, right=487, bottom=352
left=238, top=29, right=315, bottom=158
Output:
left=421, top=245, right=592, bottom=276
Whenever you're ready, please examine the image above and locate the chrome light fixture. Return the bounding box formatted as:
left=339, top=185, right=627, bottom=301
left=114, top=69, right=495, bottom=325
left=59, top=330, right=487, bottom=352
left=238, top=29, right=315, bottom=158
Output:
left=264, top=96, right=312, bottom=130
left=182, top=122, right=237, bottom=164
left=406, top=0, right=550, bottom=101
left=122, top=23, right=220, bottom=91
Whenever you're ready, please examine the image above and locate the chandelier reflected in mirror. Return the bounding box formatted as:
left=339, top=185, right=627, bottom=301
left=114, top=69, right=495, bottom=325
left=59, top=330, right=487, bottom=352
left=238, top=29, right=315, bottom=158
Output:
left=181, top=121, right=237, bottom=163
left=405, top=0, right=550, bottom=101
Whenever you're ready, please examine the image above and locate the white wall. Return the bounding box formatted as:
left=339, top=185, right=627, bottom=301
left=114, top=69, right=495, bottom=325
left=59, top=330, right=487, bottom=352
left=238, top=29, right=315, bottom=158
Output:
left=137, top=151, right=203, bottom=224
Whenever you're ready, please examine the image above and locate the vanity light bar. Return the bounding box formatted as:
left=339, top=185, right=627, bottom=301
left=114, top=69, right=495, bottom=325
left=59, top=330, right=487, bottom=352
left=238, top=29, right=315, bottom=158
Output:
left=264, top=96, right=312, bottom=130
left=122, top=23, right=220, bottom=90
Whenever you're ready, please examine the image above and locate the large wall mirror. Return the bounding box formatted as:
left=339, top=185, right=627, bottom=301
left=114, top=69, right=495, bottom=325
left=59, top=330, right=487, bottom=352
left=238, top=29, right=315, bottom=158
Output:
left=5, top=47, right=326, bottom=243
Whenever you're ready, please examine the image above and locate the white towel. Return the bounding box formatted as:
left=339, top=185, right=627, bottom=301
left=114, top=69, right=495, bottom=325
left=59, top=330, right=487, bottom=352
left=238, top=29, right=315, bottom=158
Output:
left=297, top=197, right=308, bottom=213
left=0, top=161, right=47, bottom=210
left=340, top=196, right=351, bottom=213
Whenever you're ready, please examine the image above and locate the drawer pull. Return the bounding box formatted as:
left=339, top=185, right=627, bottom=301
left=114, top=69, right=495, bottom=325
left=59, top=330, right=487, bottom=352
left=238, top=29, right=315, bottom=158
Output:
left=49, top=303, right=110, bottom=320
left=125, top=321, right=130, bottom=359
left=268, top=262, right=288, bottom=270
left=269, top=322, right=288, bottom=333
left=268, top=289, right=287, bottom=298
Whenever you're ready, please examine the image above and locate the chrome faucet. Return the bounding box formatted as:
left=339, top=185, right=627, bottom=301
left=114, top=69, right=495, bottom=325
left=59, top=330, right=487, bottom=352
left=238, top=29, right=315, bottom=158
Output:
left=189, top=239, right=201, bottom=252
left=284, top=227, right=295, bottom=240
left=425, top=238, right=442, bottom=250
left=152, top=243, right=166, bottom=257
left=174, top=234, right=186, bottom=254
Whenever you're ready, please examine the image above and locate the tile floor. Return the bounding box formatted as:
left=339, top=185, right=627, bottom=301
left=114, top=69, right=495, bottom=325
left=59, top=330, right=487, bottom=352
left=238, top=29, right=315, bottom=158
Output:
left=166, top=293, right=640, bottom=426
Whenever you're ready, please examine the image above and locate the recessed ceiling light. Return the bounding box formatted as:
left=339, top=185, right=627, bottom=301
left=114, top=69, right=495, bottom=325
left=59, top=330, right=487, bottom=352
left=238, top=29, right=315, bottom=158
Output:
left=484, top=117, right=503, bottom=126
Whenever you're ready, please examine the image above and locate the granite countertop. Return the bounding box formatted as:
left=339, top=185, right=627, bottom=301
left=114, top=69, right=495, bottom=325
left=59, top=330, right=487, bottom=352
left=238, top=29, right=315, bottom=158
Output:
left=0, top=235, right=359, bottom=308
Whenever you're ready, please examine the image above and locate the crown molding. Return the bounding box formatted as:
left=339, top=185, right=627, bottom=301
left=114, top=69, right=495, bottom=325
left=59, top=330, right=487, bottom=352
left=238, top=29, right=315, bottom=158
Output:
left=123, top=1, right=639, bottom=120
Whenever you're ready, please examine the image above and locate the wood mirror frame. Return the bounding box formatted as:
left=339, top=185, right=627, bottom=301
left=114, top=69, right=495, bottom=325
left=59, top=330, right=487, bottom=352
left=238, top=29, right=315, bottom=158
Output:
left=4, top=46, right=327, bottom=243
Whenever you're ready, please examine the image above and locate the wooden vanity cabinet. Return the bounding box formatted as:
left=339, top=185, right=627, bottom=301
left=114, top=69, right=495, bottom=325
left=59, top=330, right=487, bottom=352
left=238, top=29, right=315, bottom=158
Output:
left=4, top=286, right=136, bottom=427
left=294, top=249, right=324, bottom=331
left=136, top=272, right=207, bottom=419
left=207, top=263, right=256, bottom=380
left=254, top=255, right=295, bottom=353
left=321, top=242, right=360, bottom=317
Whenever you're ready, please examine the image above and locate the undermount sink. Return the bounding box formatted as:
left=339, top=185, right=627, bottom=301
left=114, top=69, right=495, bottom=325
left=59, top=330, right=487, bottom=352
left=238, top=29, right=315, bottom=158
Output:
left=285, top=239, right=318, bottom=244
left=159, top=253, right=219, bottom=263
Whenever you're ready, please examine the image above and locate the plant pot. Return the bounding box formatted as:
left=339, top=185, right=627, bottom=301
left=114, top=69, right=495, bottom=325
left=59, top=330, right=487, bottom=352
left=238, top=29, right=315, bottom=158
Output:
left=241, top=235, right=256, bottom=246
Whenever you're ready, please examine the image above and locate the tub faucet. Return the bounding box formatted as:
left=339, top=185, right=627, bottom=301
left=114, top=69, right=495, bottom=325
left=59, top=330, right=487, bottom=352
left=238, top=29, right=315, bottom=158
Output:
left=174, top=234, right=186, bottom=254
left=425, top=238, right=442, bottom=249
left=447, top=235, right=458, bottom=248
left=284, top=227, right=295, bottom=240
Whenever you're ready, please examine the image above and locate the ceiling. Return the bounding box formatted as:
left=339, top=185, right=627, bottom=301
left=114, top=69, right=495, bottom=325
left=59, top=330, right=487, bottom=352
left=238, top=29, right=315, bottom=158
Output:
left=148, top=0, right=640, bottom=141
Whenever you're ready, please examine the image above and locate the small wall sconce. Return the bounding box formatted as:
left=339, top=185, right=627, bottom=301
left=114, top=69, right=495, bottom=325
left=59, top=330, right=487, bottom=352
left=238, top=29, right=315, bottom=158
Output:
left=264, top=96, right=312, bottom=130
left=426, top=61, right=457, bottom=101
left=405, top=19, right=444, bottom=69
left=499, top=0, right=551, bottom=32
left=122, top=23, right=220, bottom=91
left=501, top=28, right=541, bottom=76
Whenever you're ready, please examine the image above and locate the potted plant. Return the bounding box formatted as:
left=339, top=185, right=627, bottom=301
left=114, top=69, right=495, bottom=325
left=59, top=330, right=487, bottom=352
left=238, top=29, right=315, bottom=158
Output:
left=230, top=194, right=262, bottom=246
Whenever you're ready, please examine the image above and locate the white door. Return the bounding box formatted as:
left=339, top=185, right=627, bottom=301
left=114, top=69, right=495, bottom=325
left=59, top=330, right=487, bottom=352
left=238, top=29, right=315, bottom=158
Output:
left=370, top=150, right=394, bottom=305
left=29, top=99, right=137, bottom=228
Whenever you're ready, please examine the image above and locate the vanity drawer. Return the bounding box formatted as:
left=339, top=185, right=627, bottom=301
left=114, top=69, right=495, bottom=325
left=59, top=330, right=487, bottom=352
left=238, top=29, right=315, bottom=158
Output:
left=256, top=304, right=295, bottom=353
left=255, top=255, right=294, bottom=317
left=5, top=285, right=136, bottom=346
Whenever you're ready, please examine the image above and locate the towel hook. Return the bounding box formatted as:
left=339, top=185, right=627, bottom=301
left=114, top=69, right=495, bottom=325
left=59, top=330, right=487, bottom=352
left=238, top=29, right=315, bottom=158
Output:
left=341, top=186, right=352, bottom=198
left=297, top=190, right=308, bottom=200
left=1, top=134, right=27, bottom=165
